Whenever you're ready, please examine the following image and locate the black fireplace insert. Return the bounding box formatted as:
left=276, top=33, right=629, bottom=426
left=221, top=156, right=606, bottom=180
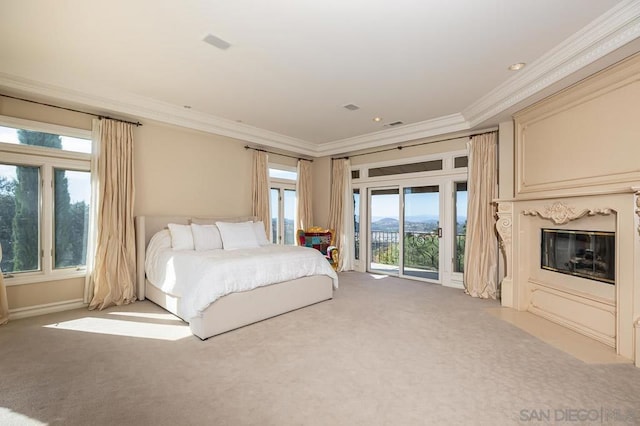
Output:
left=541, top=229, right=615, bottom=285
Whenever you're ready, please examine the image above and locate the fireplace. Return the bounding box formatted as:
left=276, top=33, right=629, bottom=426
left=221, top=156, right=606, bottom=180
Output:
left=541, top=229, right=615, bottom=285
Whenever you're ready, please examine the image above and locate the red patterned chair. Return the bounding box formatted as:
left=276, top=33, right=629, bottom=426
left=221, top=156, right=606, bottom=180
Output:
left=296, top=227, right=339, bottom=271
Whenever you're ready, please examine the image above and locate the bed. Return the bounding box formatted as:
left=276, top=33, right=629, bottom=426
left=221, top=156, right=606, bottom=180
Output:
left=135, top=215, right=338, bottom=339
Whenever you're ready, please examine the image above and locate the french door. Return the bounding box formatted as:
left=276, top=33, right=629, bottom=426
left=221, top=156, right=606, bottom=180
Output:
left=368, top=184, right=442, bottom=282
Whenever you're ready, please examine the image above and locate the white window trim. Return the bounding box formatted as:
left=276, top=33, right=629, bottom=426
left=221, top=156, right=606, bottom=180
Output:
left=0, top=117, right=92, bottom=286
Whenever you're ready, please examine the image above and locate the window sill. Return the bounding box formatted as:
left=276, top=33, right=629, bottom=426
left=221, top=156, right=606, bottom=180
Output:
left=3, top=270, right=87, bottom=286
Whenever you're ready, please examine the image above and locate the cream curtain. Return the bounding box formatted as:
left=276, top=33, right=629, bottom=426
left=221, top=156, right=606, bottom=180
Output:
left=327, top=158, right=354, bottom=271
left=251, top=150, right=271, bottom=236
left=464, top=132, right=499, bottom=299
left=0, top=243, right=8, bottom=325
left=88, top=119, right=137, bottom=310
left=295, top=159, right=313, bottom=233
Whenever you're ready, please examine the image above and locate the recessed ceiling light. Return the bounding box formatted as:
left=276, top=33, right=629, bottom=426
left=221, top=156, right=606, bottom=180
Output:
left=508, top=62, right=526, bottom=71
left=373, top=117, right=382, bottom=122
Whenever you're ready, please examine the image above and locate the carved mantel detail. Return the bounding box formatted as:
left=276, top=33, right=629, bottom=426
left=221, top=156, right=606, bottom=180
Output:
left=495, top=202, right=513, bottom=279
left=522, top=202, right=614, bottom=225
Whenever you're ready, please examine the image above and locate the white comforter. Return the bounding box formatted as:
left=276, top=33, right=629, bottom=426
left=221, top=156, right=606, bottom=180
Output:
left=146, top=244, right=338, bottom=321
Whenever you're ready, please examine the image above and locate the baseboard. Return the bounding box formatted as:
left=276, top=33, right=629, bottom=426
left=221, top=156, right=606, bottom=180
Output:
left=9, top=298, right=87, bottom=320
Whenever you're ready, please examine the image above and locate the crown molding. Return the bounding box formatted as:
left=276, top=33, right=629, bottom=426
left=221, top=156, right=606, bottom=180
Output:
left=462, top=0, right=640, bottom=127
left=313, top=113, right=469, bottom=157
left=0, top=1, right=639, bottom=158
left=0, top=73, right=319, bottom=156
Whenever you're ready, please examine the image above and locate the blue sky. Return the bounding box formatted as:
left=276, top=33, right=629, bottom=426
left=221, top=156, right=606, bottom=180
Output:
left=363, top=190, right=467, bottom=220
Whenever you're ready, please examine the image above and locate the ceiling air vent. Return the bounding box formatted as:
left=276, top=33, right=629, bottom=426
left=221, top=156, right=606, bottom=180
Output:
left=342, top=104, right=360, bottom=111
left=385, top=121, right=404, bottom=127
left=203, top=33, right=231, bottom=50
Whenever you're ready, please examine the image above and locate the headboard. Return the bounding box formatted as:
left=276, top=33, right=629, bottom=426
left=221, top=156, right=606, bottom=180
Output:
left=135, top=215, right=257, bottom=300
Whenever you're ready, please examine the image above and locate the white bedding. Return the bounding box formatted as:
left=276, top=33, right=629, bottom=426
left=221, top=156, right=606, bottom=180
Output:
left=145, top=236, right=338, bottom=321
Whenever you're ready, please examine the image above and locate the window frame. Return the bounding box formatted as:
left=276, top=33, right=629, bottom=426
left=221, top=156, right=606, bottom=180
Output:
left=0, top=116, right=91, bottom=286
left=269, top=164, right=297, bottom=245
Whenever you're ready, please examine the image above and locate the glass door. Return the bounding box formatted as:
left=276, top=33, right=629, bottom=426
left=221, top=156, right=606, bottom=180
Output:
left=369, top=188, right=399, bottom=274
left=402, top=185, right=440, bottom=281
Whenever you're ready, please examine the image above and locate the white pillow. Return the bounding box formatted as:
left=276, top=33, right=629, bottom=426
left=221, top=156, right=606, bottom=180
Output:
left=191, top=223, right=223, bottom=251
left=216, top=221, right=260, bottom=250
left=253, top=221, right=270, bottom=246
left=167, top=223, right=194, bottom=250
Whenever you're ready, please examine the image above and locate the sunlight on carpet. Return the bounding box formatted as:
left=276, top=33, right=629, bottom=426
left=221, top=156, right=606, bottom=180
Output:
left=43, top=317, right=192, bottom=341
left=0, top=407, right=46, bottom=425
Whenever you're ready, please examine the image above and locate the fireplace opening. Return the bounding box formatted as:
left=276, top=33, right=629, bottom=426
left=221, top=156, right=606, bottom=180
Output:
left=541, top=229, right=615, bottom=285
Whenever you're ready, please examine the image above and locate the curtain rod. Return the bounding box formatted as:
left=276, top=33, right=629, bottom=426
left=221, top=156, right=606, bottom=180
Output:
left=0, top=93, right=143, bottom=127
left=244, top=145, right=313, bottom=162
left=332, top=129, right=498, bottom=160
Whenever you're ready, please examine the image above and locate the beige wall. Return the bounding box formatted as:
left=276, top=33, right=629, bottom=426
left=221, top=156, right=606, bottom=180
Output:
left=134, top=121, right=252, bottom=217
left=1, top=97, right=256, bottom=313
left=7, top=277, right=84, bottom=310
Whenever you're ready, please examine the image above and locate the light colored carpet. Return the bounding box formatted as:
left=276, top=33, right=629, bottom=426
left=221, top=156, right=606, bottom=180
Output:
left=1, top=272, right=639, bottom=425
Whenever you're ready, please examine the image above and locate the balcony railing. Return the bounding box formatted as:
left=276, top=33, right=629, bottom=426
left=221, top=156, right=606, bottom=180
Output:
left=355, top=231, right=466, bottom=273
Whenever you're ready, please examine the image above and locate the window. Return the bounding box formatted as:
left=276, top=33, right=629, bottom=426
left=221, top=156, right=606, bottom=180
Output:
left=454, top=182, right=467, bottom=273
left=0, top=118, right=91, bottom=282
left=353, top=189, right=360, bottom=260
left=269, top=166, right=296, bottom=245
left=368, top=160, right=442, bottom=177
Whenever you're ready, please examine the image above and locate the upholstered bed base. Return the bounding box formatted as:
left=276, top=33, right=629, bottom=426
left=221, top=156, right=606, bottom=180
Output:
left=135, top=215, right=334, bottom=340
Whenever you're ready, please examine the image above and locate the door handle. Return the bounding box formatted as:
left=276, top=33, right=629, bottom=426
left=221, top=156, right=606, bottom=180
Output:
left=438, top=228, right=442, bottom=238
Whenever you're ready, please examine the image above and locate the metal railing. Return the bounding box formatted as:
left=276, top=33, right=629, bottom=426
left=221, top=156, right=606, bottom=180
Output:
left=355, top=231, right=466, bottom=272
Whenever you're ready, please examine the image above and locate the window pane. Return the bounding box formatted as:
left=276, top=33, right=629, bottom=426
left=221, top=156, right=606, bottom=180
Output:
left=283, top=189, right=296, bottom=245
left=353, top=189, right=360, bottom=260
left=269, top=168, right=297, bottom=180
left=54, top=169, right=90, bottom=269
left=0, top=126, right=91, bottom=153
left=0, top=163, right=40, bottom=273
left=270, top=188, right=279, bottom=243
left=454, top=182, right=467, bottom=273
left=454, top=156, right=468, bottom=168
left=368, top=160, right=442, bottom=177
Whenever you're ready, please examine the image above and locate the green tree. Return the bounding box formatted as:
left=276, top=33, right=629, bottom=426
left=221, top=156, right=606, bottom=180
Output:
left=12, top=165, right=39, bottom=271
left=0, top=176, right=16, bottom=272
left=12, top=130, right=74, bottom=271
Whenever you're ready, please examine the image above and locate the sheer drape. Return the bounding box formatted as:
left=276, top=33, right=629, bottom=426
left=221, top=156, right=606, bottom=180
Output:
left=295, top=159, right=313, bottom=233
left=327, top=158, right=354, bottom=271
left=251, top=150, right=270, bottom=236
left=464, top=132, right=498, bottom=299
left=0, top=243, right=8, bottom=325
left=89, top=119, right=137, bottom=310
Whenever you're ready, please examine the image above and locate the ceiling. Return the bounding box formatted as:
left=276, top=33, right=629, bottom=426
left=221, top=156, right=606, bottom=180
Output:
left=0, top=0, right=639, bottom=157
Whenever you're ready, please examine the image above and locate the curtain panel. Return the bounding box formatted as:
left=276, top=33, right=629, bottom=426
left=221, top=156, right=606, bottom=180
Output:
left=88, top=119, right=137, bottom=310
left=296, top=159, right=313, bottom=233
left=327, top=158, right=354, bottom=271
left=463, top=132, right=498, bottom=299
left=251, top=151, right=271, bottom=236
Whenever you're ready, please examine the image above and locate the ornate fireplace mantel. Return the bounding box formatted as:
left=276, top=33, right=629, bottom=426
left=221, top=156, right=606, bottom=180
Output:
left=522, top=202, right=615, bottom=225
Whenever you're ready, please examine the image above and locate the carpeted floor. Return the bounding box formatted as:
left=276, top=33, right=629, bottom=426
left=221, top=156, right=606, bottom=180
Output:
left=1, top=272, right=639, bottom=425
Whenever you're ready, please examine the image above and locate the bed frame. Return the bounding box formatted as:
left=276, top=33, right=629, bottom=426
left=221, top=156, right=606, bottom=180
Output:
left=135, top=215, right=334, bottom=339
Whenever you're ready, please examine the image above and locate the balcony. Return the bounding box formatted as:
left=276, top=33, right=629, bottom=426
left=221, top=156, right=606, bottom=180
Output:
left=355, top=231, right=466, bottom=276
